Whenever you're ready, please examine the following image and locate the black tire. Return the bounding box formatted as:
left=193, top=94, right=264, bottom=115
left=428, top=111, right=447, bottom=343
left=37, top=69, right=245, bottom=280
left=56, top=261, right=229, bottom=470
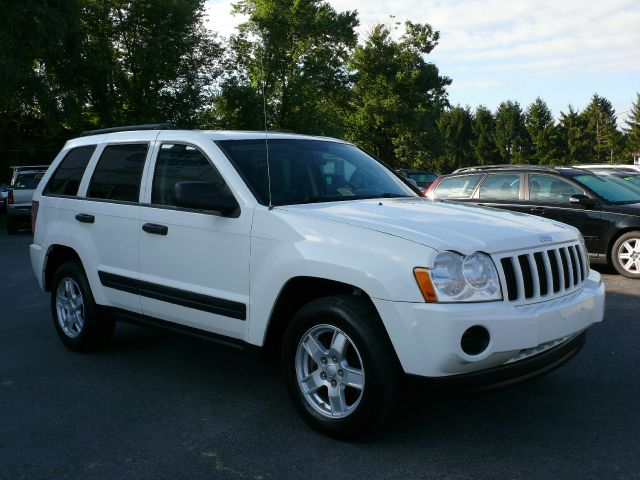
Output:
left=611, top=231, right=640, bottom=279
left=282, top=295, right=402, bottom=439
left=51, top=261, right=115, bottom=351
left=6, top=215, right=18, bottom=234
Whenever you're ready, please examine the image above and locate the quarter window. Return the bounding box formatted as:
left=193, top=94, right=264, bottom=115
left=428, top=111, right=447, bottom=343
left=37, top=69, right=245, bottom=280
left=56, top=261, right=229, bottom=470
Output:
left=88, top=144, right=148, bottom=202
left=432, top=174, right=482, bottom=199
left=528, top=174, right=583, bottom=203
left=478, top=174, right=521, bottom=200
left=44, top=146, right=96, bottom=196
left=152, top=144, right=230, bottom=207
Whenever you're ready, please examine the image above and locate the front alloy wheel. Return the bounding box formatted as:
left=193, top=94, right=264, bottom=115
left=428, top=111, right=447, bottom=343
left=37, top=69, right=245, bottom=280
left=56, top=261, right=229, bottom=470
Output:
left=295, top=324, right=365, bottom=418
left=612, top=231, right=640, bottom=279
left=283, top=295, right=401, bottom=439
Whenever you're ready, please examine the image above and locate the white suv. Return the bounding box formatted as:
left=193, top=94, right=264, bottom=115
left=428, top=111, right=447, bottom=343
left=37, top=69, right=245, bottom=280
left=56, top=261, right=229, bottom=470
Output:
left=30, top=125, right=605, bottom=438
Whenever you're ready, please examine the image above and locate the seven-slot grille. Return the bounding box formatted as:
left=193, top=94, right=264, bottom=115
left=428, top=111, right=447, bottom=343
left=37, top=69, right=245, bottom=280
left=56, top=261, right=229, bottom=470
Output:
left=496, top=242, right=587, bottom=303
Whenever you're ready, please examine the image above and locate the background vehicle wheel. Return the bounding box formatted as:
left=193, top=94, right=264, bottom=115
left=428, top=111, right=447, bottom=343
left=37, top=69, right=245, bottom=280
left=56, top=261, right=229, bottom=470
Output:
left=6, top=215, right=18, bottom=234
left=51, top=261, right=115, bottom=351
left=283, top=295, right=402, bottom=439
left=611, top=231, right=640, bottom=279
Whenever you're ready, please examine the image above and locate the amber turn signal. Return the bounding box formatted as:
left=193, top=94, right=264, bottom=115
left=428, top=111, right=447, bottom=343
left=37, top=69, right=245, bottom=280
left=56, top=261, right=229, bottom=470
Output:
left=413, top=268, right=438, bottom=302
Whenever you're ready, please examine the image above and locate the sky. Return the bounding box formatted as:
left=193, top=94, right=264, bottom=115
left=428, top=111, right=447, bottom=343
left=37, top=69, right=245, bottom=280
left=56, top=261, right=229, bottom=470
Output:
left=204, top=0, right=640, bottom=125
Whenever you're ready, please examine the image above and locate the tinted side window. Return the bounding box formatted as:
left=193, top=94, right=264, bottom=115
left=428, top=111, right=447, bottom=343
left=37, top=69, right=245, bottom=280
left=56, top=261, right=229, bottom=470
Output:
left=529, top=174, right=583, bottom=203
left=478, top=173, right=521, bottom=200
left=44, top=146, right=96, bottom=196
left=433, top=174, right=482, bottom=199
left=152, top=144, right=230, bottom=207
left=88, top=144, right=148, bottom=202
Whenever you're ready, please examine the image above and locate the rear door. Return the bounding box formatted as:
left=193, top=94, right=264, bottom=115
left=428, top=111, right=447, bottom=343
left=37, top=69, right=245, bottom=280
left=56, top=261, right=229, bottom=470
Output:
left=475, top=172, right=526, bottom=212
left=76, top=138, right=154, bottom=313
left=137, top=136, right=252, bottom=339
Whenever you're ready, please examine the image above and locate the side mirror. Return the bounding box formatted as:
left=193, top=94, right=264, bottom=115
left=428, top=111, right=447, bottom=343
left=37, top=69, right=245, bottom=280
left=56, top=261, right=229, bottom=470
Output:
left=569, top=194, right=598, bottom=207
left=173, top=181, right=239, bottom=216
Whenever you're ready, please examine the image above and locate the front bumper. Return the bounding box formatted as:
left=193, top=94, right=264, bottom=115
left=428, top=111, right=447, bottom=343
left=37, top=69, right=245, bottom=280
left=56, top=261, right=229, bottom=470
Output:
left=373, top=269, right=605, bottom=378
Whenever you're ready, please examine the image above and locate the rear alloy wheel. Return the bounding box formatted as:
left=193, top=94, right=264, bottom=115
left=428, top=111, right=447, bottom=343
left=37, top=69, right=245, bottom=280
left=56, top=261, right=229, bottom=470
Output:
left=612, top=231, right=640, bottom=279
left=51, top=261, right=115, bottom=351
left=283, top=295, right=401, bottom=439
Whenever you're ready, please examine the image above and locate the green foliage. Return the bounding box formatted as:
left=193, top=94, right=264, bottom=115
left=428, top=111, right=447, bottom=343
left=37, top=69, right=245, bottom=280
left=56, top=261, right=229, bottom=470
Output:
left=471, top=106, right=499, bottom=165
left=0, top=0, right=220, bottom=180
left=581, top=94, right=623, bottom=163
left=347, top=21, right=450, bottom=169
left=525, top=97, right=557, bottom=164
left=494, top=101, right=531, bottom=163
left=558, top=105, right=589, bottom=164
left=625, top=93, right=640, bottom=157
left=208, top=0, right=358, bottom=135
left=437, top=106, right=474, bottom=169
left=1, top=1, right=636, bottom=179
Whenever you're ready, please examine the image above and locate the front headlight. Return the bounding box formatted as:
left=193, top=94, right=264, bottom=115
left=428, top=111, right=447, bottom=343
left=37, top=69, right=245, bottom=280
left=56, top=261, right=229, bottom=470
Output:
left=423, top=251, right=502, bottom=302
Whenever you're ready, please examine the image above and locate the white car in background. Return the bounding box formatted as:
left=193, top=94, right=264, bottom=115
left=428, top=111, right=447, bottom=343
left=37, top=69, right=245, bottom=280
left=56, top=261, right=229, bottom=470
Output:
left=575, top=164, right=640, bottom=174
left=30, top=125, right=605, bottom=438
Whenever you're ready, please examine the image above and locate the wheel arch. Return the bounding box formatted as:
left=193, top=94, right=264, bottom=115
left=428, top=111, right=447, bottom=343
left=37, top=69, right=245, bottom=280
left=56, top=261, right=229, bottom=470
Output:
left=43, top=244, right=85, bottom=292
left=260, top=276, right=392, bottom=361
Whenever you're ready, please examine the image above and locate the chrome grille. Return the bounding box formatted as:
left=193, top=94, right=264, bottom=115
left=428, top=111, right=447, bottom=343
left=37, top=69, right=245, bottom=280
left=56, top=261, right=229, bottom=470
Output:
left=496, top=242, right=587, bottom=304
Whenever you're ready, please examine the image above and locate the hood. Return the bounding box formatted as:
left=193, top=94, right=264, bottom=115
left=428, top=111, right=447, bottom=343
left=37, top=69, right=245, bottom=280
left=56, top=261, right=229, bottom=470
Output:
left=279, top=198, right=578, bottom=255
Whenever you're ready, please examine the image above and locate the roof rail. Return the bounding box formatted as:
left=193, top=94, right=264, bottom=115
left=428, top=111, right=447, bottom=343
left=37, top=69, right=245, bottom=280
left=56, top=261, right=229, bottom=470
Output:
left=10, top=165, right=49, bottom=170
left=452, top=164, right=558, bottom=174
left=79, top=123, right=178, bottom=137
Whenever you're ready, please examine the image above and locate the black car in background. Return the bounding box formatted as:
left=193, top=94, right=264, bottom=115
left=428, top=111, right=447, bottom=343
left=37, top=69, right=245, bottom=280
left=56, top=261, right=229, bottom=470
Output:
left=428, top=165, right=640, bottom=278
left=397, top=169, right=439, bottom=192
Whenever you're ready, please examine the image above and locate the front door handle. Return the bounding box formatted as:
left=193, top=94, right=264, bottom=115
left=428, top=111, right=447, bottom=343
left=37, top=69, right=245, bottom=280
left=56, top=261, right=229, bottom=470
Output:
left=142, top=223, right=168, bottom=235
left=75, top=213, right=95, bottom=224
left=530, top=207, right=546, bottom=214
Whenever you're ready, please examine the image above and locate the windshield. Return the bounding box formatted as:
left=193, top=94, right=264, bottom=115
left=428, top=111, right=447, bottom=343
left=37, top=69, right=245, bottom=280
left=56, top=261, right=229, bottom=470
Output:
left=406, top=172, right=437, bottom=187
left=572, top=174, right=640, bottom=204
left=12, top=172, right=45, bottom=190
left=217, top=139, right=415, bottom=206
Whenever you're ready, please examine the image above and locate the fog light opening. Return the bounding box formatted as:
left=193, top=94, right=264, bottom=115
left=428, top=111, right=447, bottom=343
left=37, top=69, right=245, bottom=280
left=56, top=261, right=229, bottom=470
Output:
left=461, top=325, right=490, bottom=356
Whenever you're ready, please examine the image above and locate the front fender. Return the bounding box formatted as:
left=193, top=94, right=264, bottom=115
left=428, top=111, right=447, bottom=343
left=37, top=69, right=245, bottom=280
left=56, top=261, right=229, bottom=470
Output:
left=247, top=208, right=436, bottom=345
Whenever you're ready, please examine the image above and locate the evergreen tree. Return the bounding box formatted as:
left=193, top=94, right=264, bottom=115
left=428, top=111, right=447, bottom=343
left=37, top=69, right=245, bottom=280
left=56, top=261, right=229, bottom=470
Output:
left=525, top=97, right=556, bottom=164
left=437, top=106, right=474, bottom=169
left=494, top=101, right=531, bottom=163
left=625, top=92, right=640, bottom=160
left=558, top=105, right=589, bottom=164
left=581, top=94, right=622, bottom=163
left=471, top=106, right=499, bottom=165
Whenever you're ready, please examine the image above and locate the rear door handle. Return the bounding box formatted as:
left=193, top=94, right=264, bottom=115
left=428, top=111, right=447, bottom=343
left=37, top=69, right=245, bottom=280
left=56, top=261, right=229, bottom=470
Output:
left=530, top=207, right=546, bottom=213
left=75, top=213, right=95, bottom=224
left=142, top=223, right=168, bottom=235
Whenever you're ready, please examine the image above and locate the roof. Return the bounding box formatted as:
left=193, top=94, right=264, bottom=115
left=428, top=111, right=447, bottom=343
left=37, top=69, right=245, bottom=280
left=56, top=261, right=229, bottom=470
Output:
left=450, top=164, right=586, bottom=176
left=68, top=127, right=349, bottom=148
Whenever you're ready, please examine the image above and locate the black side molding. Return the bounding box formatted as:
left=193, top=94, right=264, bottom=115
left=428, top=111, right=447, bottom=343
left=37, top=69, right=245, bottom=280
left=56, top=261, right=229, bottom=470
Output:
left=98, top=271, right=246, bottom=320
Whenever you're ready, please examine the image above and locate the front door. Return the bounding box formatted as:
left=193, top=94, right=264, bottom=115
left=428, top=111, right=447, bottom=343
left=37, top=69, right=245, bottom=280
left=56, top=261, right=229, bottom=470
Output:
left=524, top=173, right=606, bottom=254
left=137, top=139, right=252, bottom=339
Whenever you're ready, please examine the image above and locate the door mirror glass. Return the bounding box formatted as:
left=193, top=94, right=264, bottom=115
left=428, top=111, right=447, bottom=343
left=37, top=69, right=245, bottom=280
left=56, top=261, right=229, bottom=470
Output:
left=173, top=181, right=239, bottom=215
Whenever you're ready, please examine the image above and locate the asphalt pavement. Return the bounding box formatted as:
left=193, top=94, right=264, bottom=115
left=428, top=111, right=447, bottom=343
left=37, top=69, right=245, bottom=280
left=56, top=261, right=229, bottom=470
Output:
left=1, top=229, right=639, bottom=480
